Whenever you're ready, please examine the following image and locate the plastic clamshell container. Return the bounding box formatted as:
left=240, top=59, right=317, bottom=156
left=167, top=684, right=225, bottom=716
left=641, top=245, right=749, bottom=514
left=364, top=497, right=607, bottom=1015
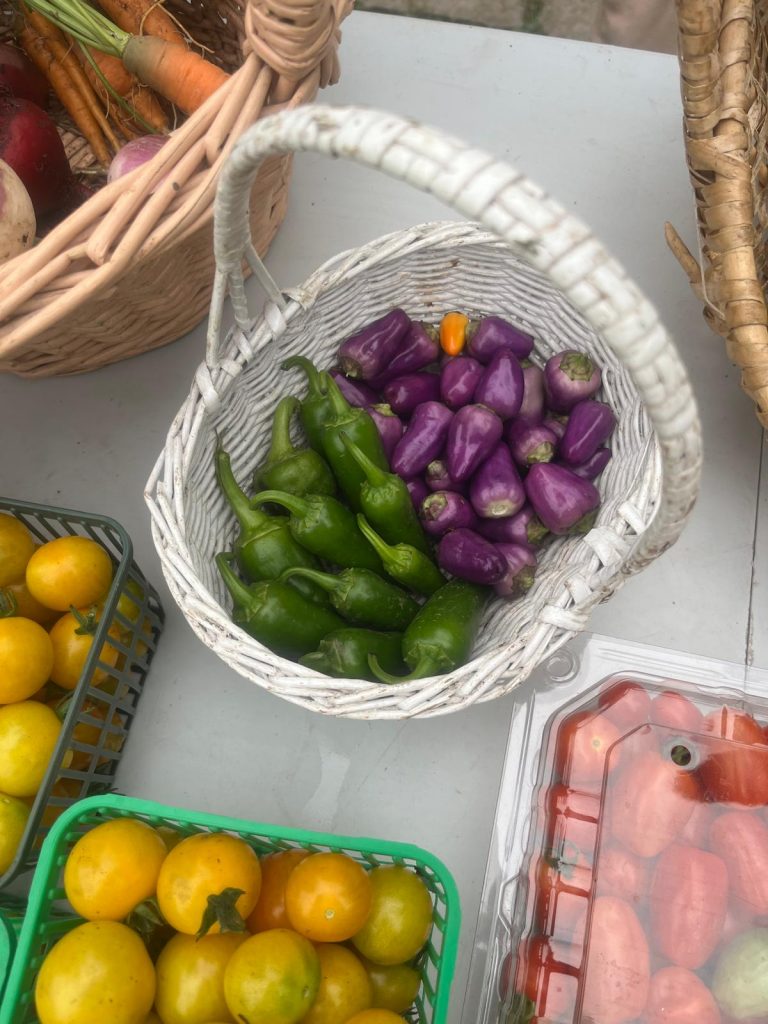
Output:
left=1, top=793, right=461, bottom=1024
left=0, top=498, right=164, bottom=888
left=464, top=632, right=768, bottom=1024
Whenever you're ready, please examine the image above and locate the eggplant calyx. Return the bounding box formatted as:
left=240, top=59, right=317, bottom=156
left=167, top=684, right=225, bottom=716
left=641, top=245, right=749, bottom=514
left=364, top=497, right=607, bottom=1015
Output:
left=559, top=352, right=595, bottom=381
left=567, top=508, right=599, bottom=535
left=527, top=442, right=555, bottom=465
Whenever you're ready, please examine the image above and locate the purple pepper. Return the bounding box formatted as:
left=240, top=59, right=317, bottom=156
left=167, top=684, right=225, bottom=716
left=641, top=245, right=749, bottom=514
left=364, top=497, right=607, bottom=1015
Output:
left=383, top=372, right=441, bottom=418
left=420, top=491, right=477, bottom=537
left=559, top=400, right=616, bottom=465
left=525, top=463, right=600, bottom=535
left=469, top=443, right=525, bottom=519
left=371, top=321, right=440, bottom=383
left=440, top=356, right=483, bottom=409
left=543, top=412, right=568, bottom=442
left=366, top=403, right=404, bottom=462
left=518, top=363, right=545, bottom=423
left=425, top=459, right=464, bottom=494
left=494, top=543, right=537, bottom=599
left=466, top=316, right=534, bottom=364
left=544, top=350, right=602, bottom=412
left=329, top=370, right=379, bottom=408
left=474, top=349, right=524, bottom=420
left=506, top=420, right=558, bottom=467
left=476, top=505, right=549, bottom=547
left=405, top=476, right=430, bottom=510
left=567, top=447, right=612, bottom=481
left=437, top=527, right=507, bottom=584
left=392, top=401, right=454, bottom=478
left=339, top=308, right=411, bottom=380
left=446, top=404, right=503, bottom=483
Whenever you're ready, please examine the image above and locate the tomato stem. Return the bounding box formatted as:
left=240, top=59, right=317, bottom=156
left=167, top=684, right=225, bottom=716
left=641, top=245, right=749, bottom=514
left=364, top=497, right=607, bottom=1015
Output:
left=196, top=887, right=247, bottom=939
left=0, top=589, right=17, bottom=617
left=70, top=603, right=99, bottom=636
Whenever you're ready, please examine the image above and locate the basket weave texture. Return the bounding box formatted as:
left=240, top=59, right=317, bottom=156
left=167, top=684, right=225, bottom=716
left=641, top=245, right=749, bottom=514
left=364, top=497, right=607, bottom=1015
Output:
left=146, top=105, right=703, bottom=720
left=667, top=0, right=768, bottom=426
left=0, top=0, right=350, bottom=378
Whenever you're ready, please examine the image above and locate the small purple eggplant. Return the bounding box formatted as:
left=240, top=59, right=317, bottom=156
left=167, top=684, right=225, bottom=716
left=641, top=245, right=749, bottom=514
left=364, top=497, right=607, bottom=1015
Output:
left=474, top=349, right=524, bottom=420
left=383, top=372, right=441, bottom=418
left=506, top=420, right=557, bottom=467
left=329, top=370, right=379, bottom=408
left=392, top=401, right=454, bottom=478
left=544, top=350, right=602, bottom=412
left=469, top=443, right=525, bottom=519
left=518, top=363, right=546, bottom=423
left=476, top=505, right=549, bottom=547
left=339, top=308, right=411, bottom=380
left=425, top=459, right=463, bottom=493
left=371, top=321, right=439, bottom=383
left=567, top=447, right=612, bottom=481
left=526, top=463, right=600, bottom=535
left=467, top=316, right=534, bottom=363
left=446, top=404, right=503, bottom=483
left=543, top=412, right=568, bottom=442
left=405, top=476, right=430, bottom=510
left=559, top=400, right=616, bottom=465
left=366, top=403, right=404, bottom=462
left=440, top=356, right=483, bottom=409
left=437, top=527, right=507, bottom=584
left=420, top=491, right=477, bottom=536
left=494, top=543, right=537, bottom=599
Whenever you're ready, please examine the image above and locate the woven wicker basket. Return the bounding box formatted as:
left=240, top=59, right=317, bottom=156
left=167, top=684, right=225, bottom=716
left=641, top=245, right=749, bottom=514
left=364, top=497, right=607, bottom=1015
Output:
left=667, top=0, right=768, bottom=427
left=0, top=0, right=349, bottom=378
left=145, top=105, right=703, bottom=720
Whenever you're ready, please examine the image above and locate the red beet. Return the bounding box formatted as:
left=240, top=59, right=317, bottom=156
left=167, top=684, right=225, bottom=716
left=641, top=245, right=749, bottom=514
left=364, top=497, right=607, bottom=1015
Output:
left=0, top=44, right=48, bottom=108
left=0, top=97, right=73, bottom=219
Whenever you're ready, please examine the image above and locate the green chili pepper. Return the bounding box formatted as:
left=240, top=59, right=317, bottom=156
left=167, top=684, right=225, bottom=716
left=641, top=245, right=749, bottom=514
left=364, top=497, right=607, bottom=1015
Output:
left=252, top=490, right=383, bottom=573
left=319, top=373, right=389, bottom=511
left=254, top=396, right=336, bottom=497
left=368, top=579, right=486, bottom=682
left=280, top=567, right=419, bottom=631
left=340, top=433, right=430, bottom=554
left=214, top=447, right=327, bottom=605
left=356, top=514, right=445, bottom=596
left=281, top=356, right=334, bottom=452
left=299, top=628, right=406, bottom=681
left=216, top=554, right=344, bottom=659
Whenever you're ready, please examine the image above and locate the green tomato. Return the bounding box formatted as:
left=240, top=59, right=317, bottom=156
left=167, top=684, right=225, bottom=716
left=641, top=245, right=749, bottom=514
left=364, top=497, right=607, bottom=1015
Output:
left=713, top=928, right=768, bottom=1018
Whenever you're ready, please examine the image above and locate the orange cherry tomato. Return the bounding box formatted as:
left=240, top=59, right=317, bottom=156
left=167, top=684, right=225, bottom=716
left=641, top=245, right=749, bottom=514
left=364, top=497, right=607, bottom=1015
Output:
left=246, top=849, right=310, bottom=933
left=285, top=852, right=372, bottom=943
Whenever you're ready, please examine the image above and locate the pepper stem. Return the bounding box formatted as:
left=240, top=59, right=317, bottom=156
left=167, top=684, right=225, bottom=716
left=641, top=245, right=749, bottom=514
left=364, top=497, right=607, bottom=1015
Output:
left=251, top=489, right=309, bottom=518
left=356, top=514, right=394, bottom=561
left=263, top=396, right=300, bottom=466
left=299, top=651, right=331, bottom=673
left=368, top=653, right=439, bottom=684
left=340, top=432, right=389, bottom=487
left=281, top=356, right=327, bottom=399
left=216, top=552, right=253, bottom=608
left=279, top=567, right=339, bottom=594
left=215, top=447, right=270, bottom=531
left=324, top=371, right=353, bottom=418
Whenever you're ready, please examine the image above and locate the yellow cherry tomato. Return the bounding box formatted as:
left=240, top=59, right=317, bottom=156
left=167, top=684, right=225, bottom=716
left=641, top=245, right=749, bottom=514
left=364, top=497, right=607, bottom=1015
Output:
left=223, top=928, right=320, bottom=1024
left=143, top=1016, right=163, bottom=1024
left=156, top=825, right=185, bottom=852
left=48, top=606, right=120, bottom=691
left=157, top=832, right=262, bottom=936
left=0, top=791, right=30, bottom=873
left=285, top=853, right=372, bottom=943
left=359, top=958, right=421, bottom=1013
left=303, top=944, right=372, bottom=1024
left=26, top=536, right=113, bottom=612
left=49, top=696, right=124, bottom=771
left=0, top=579, right=58, bottom=624
left=0, top=514, right=34, bottom=588
left=64, top=818, right=167, bottom=921
left=35, top=920, right=155, bottom=1024
left=39, top=777, right=82, bottom=832
left=0, top=701, right=62, bottom=797
left=0, top=617, right=54, bottom=703
left=247, top=849, right=310, bottom=933
left=351, top=867, right=433, bottom=966
left=155, top=931, right=247, bottom=1024
left=344, top=1012, right=405, bottom=1024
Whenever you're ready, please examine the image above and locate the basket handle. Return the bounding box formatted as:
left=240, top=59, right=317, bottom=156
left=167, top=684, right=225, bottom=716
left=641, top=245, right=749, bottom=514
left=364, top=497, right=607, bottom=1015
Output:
left=204, top=105, right=702, bottom=577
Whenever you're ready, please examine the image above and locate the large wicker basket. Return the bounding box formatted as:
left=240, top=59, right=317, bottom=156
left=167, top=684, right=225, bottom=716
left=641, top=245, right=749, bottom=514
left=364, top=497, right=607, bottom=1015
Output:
left=0, top=0, right=349, bottom=377
left=145, top=105, right=703, bottom=720
left=667, top=0, right=768, bottom=427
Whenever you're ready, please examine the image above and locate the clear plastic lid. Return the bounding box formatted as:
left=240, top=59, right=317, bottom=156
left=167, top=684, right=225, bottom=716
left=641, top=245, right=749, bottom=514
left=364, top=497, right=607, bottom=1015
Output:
left=465, top=633, right=768, bottom=1024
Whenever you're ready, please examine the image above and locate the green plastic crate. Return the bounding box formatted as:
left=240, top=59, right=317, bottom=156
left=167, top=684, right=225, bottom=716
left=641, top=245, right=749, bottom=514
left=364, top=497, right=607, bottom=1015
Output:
left=1, top=794, right=461, bottom=1024
left=0, top=897, right=25, bottom=1004
left=0, top=498, right=164, bottom=889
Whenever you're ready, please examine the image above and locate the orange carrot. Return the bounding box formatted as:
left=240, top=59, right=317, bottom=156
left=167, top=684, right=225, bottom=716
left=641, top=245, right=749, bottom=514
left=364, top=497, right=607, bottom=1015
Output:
left=81, top=47, right=168, bottom=132
left=96, top=0, right=185, bottom=46
left=122, top=36, right=228, bottom=115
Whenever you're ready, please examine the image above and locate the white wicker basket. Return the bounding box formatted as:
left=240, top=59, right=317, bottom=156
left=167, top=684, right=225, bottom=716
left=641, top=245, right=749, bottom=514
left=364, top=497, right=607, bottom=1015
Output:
left=145, top=105, right=702, bottom=720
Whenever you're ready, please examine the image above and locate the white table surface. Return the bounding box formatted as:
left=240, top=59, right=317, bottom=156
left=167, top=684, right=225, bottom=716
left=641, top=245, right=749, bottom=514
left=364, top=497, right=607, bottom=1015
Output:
left=1, top=13, right=765, bottom=1022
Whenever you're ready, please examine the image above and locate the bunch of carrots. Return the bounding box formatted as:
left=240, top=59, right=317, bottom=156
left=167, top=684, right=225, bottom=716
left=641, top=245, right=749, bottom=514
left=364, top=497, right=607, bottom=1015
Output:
left=15, top=0, right=230, bottom=167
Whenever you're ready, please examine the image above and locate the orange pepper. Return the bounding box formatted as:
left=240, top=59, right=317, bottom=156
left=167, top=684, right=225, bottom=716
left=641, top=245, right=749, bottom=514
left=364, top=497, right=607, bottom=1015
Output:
left=440, top=311, right=469, bottom=356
